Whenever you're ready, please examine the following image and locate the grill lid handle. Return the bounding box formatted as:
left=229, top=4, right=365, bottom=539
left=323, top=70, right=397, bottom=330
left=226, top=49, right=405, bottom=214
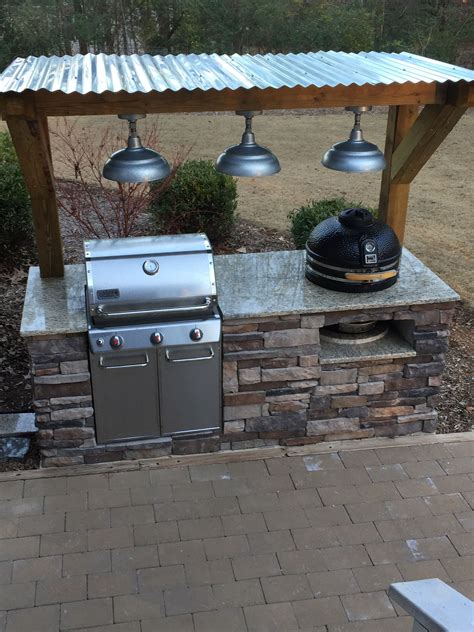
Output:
left=95, top=296, right=212, bottom=319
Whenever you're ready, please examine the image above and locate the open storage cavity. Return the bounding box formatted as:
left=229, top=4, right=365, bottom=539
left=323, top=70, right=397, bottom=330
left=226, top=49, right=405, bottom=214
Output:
left=319, top=316, right=417, bottom=365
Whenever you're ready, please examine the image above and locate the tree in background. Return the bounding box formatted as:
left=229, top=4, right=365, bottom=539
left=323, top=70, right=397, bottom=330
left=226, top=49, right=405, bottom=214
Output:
left=373, top=0, right=473, bottom=62
left=0, top=0, right=472, bottom=71
left=0, top=1, right=63, bottom=63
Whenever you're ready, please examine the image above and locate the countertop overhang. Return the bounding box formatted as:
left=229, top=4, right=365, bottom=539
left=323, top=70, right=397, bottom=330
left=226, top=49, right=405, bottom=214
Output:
left=20, top=248, right=459, bottom=338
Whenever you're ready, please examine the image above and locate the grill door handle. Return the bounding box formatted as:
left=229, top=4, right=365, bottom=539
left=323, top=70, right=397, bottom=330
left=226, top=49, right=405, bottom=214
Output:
left=99, top=354, right=149, bottom=369
left=96, top=297, right=212, bottom=319
left=165, top=348, right=215, bottom=363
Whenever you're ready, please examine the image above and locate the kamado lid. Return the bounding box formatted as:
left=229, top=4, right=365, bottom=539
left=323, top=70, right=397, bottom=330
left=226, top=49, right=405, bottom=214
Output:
left=305, top=207, right=401, bottom=293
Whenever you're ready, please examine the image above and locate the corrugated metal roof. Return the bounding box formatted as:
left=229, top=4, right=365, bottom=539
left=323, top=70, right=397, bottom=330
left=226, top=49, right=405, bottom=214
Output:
left=0, top=51, right=473, bottom=95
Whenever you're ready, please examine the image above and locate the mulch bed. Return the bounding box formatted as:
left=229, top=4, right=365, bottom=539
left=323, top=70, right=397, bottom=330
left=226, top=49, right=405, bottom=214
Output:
left=0, top=243, right=36, bottom=414
left=0, top=212, right=472, bottom=456
left=437, top=304, right=473, bottom=434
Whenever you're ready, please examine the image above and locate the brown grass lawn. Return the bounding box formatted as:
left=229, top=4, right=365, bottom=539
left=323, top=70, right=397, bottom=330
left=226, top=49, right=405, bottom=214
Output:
left=3, top=110, right=474, bottom=303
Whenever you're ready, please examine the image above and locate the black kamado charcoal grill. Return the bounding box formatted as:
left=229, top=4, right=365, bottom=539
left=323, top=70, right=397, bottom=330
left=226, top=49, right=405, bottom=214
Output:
left=305, top=208, right=401, bottom=293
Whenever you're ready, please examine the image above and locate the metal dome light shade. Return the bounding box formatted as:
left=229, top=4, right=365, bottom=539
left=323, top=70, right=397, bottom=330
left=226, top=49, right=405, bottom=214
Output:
left=103, top=114, right=170, bottom=183
left=322, top=107, right=386, bottom=173
left=215, top=111, right=281, bottom=177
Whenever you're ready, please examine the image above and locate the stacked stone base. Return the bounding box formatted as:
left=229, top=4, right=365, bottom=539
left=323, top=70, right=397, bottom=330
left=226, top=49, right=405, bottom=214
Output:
left=28, top=302, right=454, bottom=467
left=28, top=335, right=219, bottom=467
left=221, top=304, right=453, bottom=450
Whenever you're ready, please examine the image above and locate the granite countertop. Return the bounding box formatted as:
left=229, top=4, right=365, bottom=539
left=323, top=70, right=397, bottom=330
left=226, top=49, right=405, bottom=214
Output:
left=21, top=265, right=87, bottom=337
left=20, top=248, right=459, bottom=337
left=215, top=248, right=459, bottom=320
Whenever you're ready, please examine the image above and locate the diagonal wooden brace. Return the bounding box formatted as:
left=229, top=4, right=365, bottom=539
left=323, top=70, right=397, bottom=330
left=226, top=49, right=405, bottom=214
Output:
left=391, top=102, right=467, bottom=185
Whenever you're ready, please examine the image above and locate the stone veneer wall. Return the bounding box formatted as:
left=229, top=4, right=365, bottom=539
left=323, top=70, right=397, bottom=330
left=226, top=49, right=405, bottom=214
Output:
left=221, top=302, right=454, bottom=450
left=29, top=302, right=454, bottom=467
left=29, top=334, right=174, bottom=467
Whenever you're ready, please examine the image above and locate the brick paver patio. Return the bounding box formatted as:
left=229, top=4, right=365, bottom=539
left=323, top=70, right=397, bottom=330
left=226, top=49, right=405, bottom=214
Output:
left=0, top=435, right=472, bottom=631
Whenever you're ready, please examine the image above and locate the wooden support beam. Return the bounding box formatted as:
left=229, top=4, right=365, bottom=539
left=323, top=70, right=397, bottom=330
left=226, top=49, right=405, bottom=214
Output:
left=391, top=102, right=467, bottom=185
left=467, top=84, right=474, bottom=106
left=446, top=80, right=472, bottom=107
left=6, top=114, right=64, bottom=277
left=378, top=105, right=419, bottom=243
left=39, top=115, right=52, bottom=161
left=0, top=80, right=446, bottom=118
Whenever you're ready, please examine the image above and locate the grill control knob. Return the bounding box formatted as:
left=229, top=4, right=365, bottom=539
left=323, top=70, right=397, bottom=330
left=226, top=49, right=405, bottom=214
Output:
left=190, top=328, right=203, bottom=342
left=110, top=335, right=123, bottom=349
left=96, top=338, right=105, bottom=347
left=150, top=332, right=163, bottom=345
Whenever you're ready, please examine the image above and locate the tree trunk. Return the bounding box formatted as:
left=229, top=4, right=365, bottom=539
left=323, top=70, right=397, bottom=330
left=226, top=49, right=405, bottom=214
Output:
left=55, top=0, right=71, bottom=55
left=73, top=0, right=88, bottom=54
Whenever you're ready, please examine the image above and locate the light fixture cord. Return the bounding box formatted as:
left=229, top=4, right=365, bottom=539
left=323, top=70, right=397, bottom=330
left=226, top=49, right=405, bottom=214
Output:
left=129, top=119, right=138, bottom=137
left=245, top=115, right=253, bottom=133
left=241, top=114, right=255, bottom=145
left=354, top=111, right=362, bottom=130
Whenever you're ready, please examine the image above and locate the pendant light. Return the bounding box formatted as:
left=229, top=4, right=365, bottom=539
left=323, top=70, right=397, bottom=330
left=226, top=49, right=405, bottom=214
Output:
left=103, top=114, right=170, bottom=183
left=215, top=111, right=281, bottom=177
left=322, top=106, right=386, bottom=173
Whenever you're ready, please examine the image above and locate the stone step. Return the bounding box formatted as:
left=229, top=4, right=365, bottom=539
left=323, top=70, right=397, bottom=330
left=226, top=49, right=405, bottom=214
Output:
left=0, top=414, right=36, bottom=462
left=0, top=413, right=37, bottom=437
left=0, top=437, right=31, bottom=461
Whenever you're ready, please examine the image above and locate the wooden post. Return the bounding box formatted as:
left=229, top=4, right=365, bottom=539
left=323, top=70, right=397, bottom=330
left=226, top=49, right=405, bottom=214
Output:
left=39, top=115, right=52, bottom=161
left=6, top=114, right=64, bottom=277
left=378, top=105, right=419, bottom=244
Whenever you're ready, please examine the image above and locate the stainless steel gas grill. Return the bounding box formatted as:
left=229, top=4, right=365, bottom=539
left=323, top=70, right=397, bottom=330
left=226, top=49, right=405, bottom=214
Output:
left=85, top=234, right=222, bottom=444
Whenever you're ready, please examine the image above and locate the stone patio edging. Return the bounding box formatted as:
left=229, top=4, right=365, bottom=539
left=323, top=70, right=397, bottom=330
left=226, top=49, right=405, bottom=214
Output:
left=0, top=430, right=471, bottom=484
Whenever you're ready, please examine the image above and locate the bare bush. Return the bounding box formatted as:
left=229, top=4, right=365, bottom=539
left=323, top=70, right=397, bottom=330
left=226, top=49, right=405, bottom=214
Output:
left=51, top=118, right=189, bottom=238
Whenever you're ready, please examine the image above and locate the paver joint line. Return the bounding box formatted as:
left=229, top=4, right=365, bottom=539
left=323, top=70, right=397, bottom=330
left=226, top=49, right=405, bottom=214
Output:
left=0, top=434, right=472, bottom=630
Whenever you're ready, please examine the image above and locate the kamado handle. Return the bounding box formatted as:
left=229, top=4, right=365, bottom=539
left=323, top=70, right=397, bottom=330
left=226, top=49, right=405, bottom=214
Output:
left=345, top=270, right=397, bottom=282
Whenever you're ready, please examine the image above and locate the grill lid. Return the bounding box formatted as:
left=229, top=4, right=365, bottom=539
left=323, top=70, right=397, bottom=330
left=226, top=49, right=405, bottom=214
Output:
left=85, top=234, right=217, bottom=326
left=85, top=233, right=212, bottom=259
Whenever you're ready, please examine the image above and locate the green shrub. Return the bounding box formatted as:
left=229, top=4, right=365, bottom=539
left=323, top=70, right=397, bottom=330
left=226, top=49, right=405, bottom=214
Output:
left=288, top=197, right=378, bottom=249
left=148, top=160, right=237, bottom=244
left=0, top=132, right=33, bottom=245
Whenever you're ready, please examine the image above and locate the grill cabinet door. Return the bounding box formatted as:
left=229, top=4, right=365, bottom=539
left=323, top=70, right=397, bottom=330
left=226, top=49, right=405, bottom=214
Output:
left=90, top=351, right=160, bottom=443
left=158, top=345, right=221, bottom=435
